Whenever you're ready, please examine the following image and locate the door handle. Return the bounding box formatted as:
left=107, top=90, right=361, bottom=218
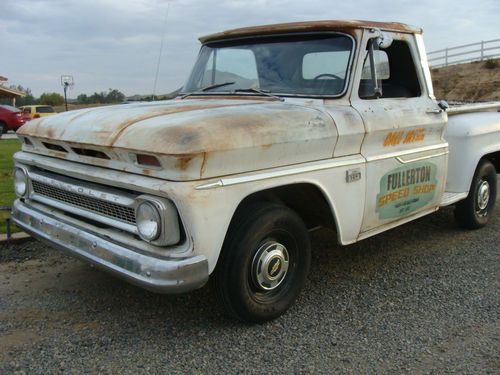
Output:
left=426, top=109, right=443, bottom=114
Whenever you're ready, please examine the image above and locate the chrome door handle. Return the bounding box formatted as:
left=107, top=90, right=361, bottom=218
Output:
left=426, top=109, right=443, bottom=114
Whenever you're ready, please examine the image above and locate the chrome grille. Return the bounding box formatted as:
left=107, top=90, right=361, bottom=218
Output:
left=31, top=180, right=136, bottom=224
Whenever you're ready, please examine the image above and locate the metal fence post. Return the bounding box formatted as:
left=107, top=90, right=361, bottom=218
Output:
left=445, top=48, right=448, bottom=66
left=480, top=41, right=484, bottom=61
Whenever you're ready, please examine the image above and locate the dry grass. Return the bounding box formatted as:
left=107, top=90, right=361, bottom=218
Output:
left=431, top=58, right=500, bottom=102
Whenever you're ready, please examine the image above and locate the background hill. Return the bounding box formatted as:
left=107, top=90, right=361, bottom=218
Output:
left=431, top=58, right=500, bottom=102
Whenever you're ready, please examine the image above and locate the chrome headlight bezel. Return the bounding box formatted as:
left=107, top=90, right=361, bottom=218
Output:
left=135, top=196, right=180, bottom=246
left=13, top=167, right=28, bottom=197
left=136, top=201, right=162, bottom=241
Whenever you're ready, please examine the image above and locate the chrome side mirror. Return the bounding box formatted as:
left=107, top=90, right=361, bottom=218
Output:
left=377, top=33, right=393, bottom=49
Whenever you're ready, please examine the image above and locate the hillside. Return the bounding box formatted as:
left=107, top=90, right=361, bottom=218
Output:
left=431, top=58, right=500, bottom=102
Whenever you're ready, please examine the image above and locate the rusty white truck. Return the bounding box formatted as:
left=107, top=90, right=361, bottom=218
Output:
left=11, top=20, right=500, bottom=323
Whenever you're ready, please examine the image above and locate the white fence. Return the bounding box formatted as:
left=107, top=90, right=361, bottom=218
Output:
left=427, top=39, right=500, bottom=68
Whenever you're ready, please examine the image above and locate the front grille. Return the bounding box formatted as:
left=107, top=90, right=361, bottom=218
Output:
left=31, top=180, right=136, bottom=224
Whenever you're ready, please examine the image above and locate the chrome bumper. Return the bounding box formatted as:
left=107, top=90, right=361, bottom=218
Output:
left=11, top=199, right=209, bottom=293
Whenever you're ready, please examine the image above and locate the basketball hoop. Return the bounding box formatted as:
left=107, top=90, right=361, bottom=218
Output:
left=61, top=75, right=74, bottom=89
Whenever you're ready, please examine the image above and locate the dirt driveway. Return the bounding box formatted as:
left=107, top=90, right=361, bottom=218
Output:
left=1, top=205, right=499, bottom=374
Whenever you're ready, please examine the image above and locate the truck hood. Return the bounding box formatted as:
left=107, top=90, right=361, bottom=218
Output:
left=18, top=99, right=338, bottom=180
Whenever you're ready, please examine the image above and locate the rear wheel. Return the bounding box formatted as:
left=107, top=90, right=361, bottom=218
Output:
left=455, top=160, right=497, bottom=229
left=0, top=121, right=5, bottom=135
left=214, top=203, right=311, bottom=323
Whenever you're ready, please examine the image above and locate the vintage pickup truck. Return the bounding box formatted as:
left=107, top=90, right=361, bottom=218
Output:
left=11, top=20, right=500, bottom=323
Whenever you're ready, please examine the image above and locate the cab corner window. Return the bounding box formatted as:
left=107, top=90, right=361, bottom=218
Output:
left=359, top=39, right=421, bottom=99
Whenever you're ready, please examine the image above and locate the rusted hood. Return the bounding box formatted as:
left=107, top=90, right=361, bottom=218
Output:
left=18, top=99, right=338, bottom=180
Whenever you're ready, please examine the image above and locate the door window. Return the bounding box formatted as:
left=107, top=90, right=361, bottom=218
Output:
left=359, top=40, right=421, bottom=99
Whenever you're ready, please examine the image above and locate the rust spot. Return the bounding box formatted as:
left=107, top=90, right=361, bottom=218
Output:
left=106, top=103, right=255, bottom=147
left=199, top=20, right=421, bottom=43
left=200, top=152, right=208, bottom=178
left=46, top=127, right=54, bottom=139
left=142, top=169, right=151, bottom=176
left=175, top=154, right=195, bottom=171
left=66, top=108, right=98, bottom=125
left=261, top=144, right=272, bottom=150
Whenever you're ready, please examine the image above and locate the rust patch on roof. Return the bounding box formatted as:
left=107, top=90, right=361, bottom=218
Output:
left=199, top=20, right=421, bottom=43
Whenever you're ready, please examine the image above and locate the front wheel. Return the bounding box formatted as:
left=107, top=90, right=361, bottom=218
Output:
left=455, top=160, right=497, bottom=229
left=214, top=203, right=311, bottom=323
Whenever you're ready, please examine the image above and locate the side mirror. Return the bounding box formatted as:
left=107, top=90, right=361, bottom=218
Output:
left=377, top=33, right=393, bottom=49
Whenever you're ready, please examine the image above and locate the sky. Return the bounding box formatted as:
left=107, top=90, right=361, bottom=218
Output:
left=0, top=0, right=499, bottom=98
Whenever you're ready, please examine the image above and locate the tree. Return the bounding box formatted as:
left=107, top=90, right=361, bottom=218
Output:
left=76, top=94, right=89, bottom=104
left=39, top=92, right=64, bottom=106
left=106, top=88, right=125, bottom=103
left=5, top=85, right=37, bottom=106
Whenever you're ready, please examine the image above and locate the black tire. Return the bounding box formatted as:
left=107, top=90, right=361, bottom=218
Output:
left=214, top=203, right=311, bottom=323
left=0, top=121, right=5, bottom=135
left=455, top=160, right=497, bottom=229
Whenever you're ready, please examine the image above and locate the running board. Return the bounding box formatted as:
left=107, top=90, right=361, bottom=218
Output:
left=440, top=192, right=467, bottom=207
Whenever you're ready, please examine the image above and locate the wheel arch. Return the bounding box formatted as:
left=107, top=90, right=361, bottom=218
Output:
left=482, top=151, right=500, bottom=173
left=220, top=182, right=341, bottom=253
left=237, top=182, right=336, bottom=227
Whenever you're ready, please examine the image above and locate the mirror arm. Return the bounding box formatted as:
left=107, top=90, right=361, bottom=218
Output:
left=368, top=40, right=383, bottom=98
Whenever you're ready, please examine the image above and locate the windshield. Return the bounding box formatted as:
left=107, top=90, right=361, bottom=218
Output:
left=37, top=106, right=55, bottom=113
left=182, top=34, right=353, bottom=97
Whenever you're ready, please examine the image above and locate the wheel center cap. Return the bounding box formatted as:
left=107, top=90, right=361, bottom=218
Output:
left=268, top=258, right=282, bottom=278
left=251, top=241, right=290, bottom=291
left=477, top=180, right=490, bottom=210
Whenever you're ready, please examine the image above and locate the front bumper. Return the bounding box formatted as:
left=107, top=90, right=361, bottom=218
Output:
left=11, top=199, right=209, bottom=293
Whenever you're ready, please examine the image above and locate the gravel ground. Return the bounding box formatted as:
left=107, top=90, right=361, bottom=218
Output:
left=0, top=204, right=499, bottom=374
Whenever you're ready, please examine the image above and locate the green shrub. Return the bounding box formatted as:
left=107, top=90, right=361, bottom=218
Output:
left=484, top=59, right=499, bottom=69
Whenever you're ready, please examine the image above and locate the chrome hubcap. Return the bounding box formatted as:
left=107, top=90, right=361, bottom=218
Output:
left=251, top=241, right=289, bottom=291
left=477, top=180, right=490, bottom=212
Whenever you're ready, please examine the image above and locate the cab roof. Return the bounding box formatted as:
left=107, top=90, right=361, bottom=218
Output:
left=199, top=20, right=421, bottom=44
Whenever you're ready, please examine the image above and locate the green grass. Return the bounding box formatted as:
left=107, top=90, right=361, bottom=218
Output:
left=0, top=139, right=21, bottom=234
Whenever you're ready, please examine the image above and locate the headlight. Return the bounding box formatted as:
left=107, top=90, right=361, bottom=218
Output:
left=136, top=201, right=161, bottom=241
left=13, top=168, right=28, bottom=197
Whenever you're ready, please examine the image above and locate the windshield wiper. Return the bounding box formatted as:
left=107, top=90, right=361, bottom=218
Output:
left=233, top=88, right=284, bottom=102
left=180, top=81, right=236, bottom=99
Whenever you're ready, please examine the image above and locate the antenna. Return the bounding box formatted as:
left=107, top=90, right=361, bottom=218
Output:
left=152, top=1, right=171, bottom=100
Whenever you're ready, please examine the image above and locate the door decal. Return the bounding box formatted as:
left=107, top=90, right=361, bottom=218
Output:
left=376, top=162, right=437, bottom=219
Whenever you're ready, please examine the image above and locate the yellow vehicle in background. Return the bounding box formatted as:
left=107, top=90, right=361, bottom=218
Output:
left=19, top=105, right=56, bottom=119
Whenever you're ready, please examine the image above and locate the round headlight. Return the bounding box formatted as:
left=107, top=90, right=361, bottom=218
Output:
left=14, top=168, right=28, bottom=197
left=136, top=201, right=161, bottom=241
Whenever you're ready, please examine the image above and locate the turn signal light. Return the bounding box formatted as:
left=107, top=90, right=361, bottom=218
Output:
left=136, top=154, right=161, bottom=167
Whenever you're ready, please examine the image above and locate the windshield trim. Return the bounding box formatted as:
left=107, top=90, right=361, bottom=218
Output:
left=180, top=32, right=356, bottom=99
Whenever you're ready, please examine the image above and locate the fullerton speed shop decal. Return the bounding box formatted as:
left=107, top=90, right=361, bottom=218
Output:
left=376, top=162, right=438, bottom=219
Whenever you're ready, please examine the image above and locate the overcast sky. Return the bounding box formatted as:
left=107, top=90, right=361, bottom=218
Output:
left=1, top=0, right=498, bottom=98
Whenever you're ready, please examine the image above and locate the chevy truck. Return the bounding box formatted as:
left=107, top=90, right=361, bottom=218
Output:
left=11, top=20, right=500, bottom=323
